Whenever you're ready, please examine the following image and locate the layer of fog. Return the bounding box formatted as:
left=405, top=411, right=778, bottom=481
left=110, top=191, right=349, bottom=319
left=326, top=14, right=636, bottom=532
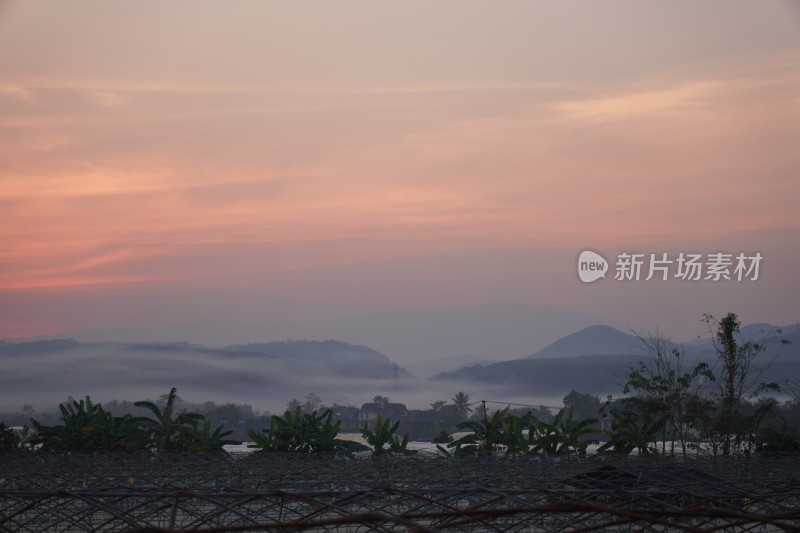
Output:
left=0, top=342, right=568, bottom=415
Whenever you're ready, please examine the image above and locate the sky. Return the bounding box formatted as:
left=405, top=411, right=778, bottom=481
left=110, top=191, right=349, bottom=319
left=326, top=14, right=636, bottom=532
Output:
left=1, top=1, right=799, bottom=355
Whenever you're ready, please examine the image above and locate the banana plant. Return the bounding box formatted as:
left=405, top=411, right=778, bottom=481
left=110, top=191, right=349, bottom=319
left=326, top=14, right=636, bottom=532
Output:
left=90, top=409, right=149, bottom=452
left=501, top=411, right=538, bottom=455
left=361, top=415, right=415, bottom=455
left=597, top=404, right=665, bottom=455
left=134, top=387, right=205, bottom=452
left=32, top=396, right=149, bottom=452
left=32, top=396, right=102, bottom=451
left=531, top=405, right=600, bottom=456
left=0, top=423, right=24, bottom=451
left=439, top=407, right=510, bottom=456
left=180, top=419, right=239, bottom=452
left=248, top=407, right=367, bottom=456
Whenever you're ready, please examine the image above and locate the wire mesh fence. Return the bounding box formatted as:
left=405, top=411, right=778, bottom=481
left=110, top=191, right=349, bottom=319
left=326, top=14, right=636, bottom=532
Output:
left=2, top=452, right=800, bottom=531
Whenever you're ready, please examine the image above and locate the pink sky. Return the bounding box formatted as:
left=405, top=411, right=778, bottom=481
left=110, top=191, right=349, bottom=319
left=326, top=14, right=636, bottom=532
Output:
left=1, top=1, right=799, bottom=347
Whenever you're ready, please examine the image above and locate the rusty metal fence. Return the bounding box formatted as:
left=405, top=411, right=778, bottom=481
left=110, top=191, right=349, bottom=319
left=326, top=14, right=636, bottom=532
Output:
left=2, top=453, right=800, bottom=531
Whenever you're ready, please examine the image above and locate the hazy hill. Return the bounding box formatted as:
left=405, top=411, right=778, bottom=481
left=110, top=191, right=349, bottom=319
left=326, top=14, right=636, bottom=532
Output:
left=74, top=304, right=616, bottom=363
left=405, top=353, right=499, bottom=379
left=0, top=338, right=411, bottom=411
left=223, top=340, right=412, bottom=378
left=523, top=322, right=799, bottom=363
left=433, top=322, right=800, bottom=397
left=3, top=320, right=796, bottom=413
left=527, top=325, right=643, bottom=359
left=0, top=338, right=81, bottom=355
left=433, top=354, right=643, bottom=396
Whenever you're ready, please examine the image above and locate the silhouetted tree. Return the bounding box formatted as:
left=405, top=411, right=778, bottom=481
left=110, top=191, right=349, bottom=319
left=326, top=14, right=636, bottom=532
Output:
left=429, top=400, right=447, bottom=412
left=286, top=398, right=302, bottom=411
left=563, top=390, right=602, bottom=421
left=611, top=332, right=714, bottom=456
left=302, top=392, right=323, bottom=413
left=703, top=313, right=783, bottom=455
left=451, top=392, right=473, bottom=419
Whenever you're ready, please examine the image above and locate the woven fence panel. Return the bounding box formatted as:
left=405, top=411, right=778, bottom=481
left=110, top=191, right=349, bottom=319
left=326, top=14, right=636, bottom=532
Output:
left=2, top=453, right=799, bottom=532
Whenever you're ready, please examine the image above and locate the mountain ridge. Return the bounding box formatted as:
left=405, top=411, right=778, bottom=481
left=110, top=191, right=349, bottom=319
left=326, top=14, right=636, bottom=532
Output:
left=2, top=319, right=797, bottom=412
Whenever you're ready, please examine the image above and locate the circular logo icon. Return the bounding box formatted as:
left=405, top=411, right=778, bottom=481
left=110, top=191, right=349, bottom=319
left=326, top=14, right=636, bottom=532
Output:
left=577, top=250, right=608, bottom=283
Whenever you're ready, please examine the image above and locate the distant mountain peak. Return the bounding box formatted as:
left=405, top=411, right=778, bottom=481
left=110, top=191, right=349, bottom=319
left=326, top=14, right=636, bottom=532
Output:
left=527, top=325, right=642, bottom=359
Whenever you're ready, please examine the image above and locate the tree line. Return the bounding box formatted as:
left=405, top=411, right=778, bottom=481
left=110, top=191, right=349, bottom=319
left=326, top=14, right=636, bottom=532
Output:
left=0, top=390, right=420, bottom=456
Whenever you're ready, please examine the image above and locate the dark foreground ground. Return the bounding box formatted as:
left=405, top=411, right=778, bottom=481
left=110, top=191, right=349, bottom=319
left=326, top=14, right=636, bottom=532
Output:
left=2, top=452, right=800, bottom=532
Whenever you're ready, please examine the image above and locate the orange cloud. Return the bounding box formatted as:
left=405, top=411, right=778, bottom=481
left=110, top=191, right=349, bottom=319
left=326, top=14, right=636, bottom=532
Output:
left=1, top=46, right=798, bottom=295
left=555, top=81, right=718, bottom=123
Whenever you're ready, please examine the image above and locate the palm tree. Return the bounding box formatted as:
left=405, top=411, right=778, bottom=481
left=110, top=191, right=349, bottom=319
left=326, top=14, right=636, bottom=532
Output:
left=134, top=387, right=204, bottom=452
left=451, top=392, right=473, bottom=419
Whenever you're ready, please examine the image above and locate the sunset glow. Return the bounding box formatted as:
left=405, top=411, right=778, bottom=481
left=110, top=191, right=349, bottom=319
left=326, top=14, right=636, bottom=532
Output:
left=1, top=1, right=799, bottom=345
